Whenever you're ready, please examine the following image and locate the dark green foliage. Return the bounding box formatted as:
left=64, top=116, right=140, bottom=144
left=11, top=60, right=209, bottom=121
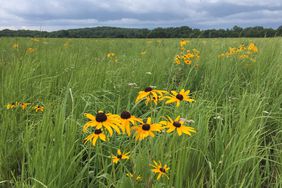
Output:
left=0, top=25, right=281, bottom=38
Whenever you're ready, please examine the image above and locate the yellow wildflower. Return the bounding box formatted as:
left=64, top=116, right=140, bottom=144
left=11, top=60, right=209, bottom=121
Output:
left=150, top=161, right=169, bottom=180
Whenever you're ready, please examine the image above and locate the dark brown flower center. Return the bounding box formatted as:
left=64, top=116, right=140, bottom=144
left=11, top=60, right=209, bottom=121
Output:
left=117, top=154, right=122, bottom=159
left=176, top=94, right=184, bottom=100
left=144, top=87, right=153, bottom=92
left=142, top=124, right=151, bottom=131
left=120, top=111, right=131, bottom=119
left=94, top=129, right=102, bottom=134
left=173, top=121, right=181, bottom=128
left=160, top=168, right=166, bottom=173
left=96, top=112, right=107, bottom=122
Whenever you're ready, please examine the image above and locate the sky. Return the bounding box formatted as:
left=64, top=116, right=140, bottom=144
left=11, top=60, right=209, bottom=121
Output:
left=0, top=0, right=282, bottom=31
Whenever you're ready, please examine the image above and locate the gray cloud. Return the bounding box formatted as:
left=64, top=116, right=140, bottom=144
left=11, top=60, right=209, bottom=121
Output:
left=0, top=0, right=281, bottom=31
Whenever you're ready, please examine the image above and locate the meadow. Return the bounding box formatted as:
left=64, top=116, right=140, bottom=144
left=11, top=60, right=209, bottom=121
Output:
left=0, top=37, right=281, bottom=188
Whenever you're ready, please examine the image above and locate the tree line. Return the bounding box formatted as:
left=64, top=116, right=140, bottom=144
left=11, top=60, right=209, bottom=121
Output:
left=1, top=26, right=282, bottom=38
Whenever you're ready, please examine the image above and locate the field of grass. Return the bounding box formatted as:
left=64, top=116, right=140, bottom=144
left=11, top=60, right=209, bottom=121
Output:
left=0, top=37, right=281, bottom=188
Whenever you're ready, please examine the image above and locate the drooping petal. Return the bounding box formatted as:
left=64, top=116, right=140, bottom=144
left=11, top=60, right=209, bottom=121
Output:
left=157, top=173, right=162, bottom=180
left=99, top=133, right=107, bottom=141
left=176, top=101, right=181, bottom=107
left=165, top=98, right=177, bottom=104
left=110, top=123, right=121, bottom=134
left=92, top=136, right=98, bottom=146
left=84, top=133, right=94, bottom=143
left=177, top=128, right=182, bottom=136
left=166, top=127, right=175, bottom=133
left=103, top=124, right=113, bottom=136
left=125, top=124, right=131, bottom=136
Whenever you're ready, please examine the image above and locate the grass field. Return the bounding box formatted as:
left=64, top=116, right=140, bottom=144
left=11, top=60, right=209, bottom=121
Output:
left=0, top=37, right=281, bottom=188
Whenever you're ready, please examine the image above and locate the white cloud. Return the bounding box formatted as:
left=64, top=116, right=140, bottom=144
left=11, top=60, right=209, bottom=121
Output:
left=0, top=0, right=281, bottom=30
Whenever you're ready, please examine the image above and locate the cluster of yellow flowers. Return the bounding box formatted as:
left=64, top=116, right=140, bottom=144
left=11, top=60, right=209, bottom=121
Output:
left=6, top=102, right=44, bottom=112
left=136, top=87, right=194, bottom=107
left=82, top=86, right=196, bottom=180
left=83, top=87, right=195, bottom=143
left=12, top=44, right=36, bottom=54
left=107, top=52, right=118, bottom=62
left=219, top=42, right=258, bottom=62
left=11, top=41, right=37, bottom=54
left=31, top=38, right=40, bottom=43
left=110, top=149, right=169, bottom=180
left=175, top=40, right=200, bottom=65
left=12, top=38, right=44, bottom=54
left=83, top=110, right=195, bottom=144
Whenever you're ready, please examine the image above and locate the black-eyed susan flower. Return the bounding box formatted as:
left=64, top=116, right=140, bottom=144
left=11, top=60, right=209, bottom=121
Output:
left=83, top=111, right=121, bottom=136
left=135, top=87, right=166, bottom=104
left=84, top=129, right=106, bottom=146
left=150, top=161, right=169, bottom=180
left=238, top=44, right=246, bottom=51
left=6, top=102, right=18, bottom=109
left=183, top=50, right=195, bottom=59
left=192, top=48, right=200, bottom=59
left=126, top=173, right=142, bottom=181
left=12, top=43, right=19, bottom=49
left=19, top=102, right=30, bottom=110
left=175, top=55, right=181, bottom=64
left=184, top=59, right=192, bottom=65
left=145, top=95, right=159, bottom=105
left=113, top=111, right=142, bottom=136
left=26, top=48, right=36, bottom=54
left=34, top=105, right=44, bottom=112
left=160, top=116, right=196, bottom=136
left=162, top=89, right=194, bottom=107
left=107, top=52, right=115, bottom=58
left=248, top=42, right=258, bottom=53
left=180, top=39, right=188, bottom=50
left=219, top=42, right=258, bottom=62
left=111, top=149, right=130, bottom=164
left=107, top=52, right=118, bottom=62
left=31, top=38, right=40, bottom=42
left=132, top=117, right=163, bottom=141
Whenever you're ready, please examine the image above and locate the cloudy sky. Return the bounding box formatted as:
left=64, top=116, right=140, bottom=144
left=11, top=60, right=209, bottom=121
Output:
left=0, top=0, right=282, bottom=31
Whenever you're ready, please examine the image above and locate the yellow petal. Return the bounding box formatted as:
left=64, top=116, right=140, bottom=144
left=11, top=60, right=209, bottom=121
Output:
left=166, top=127, right=175, bottom=133
left=177, top=128, right=182, bottom=136
left=157, top=173, right=162, bottom=180
left=176, top=101, right=180, bottom=107
left=104, top=124, right=113, bottom=136
left=84, top=113, right=96, bottom=121
left=147, top=117, right=151, bottom=124
left=99, top=133, right=107, bottom=141
left=92, top=136, right=98, bottom=146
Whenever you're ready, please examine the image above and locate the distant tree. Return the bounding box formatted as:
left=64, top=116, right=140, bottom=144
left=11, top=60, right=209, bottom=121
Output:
left=277, top=26, right=282, bottom=36
left=232, top=26, right=243, bottom=37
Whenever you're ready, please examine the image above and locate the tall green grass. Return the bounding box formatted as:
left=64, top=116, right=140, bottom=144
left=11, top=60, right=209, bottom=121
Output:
left=0, top=38, right=281, bottom=187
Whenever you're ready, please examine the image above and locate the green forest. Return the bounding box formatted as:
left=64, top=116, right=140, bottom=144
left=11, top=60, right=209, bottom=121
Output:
left=1, top=26, right=282, bottom=38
